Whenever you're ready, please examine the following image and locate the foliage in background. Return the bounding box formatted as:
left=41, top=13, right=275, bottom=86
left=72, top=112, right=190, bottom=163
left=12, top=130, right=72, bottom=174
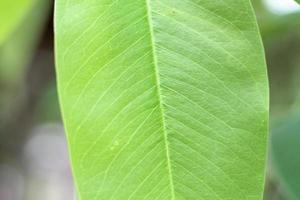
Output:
left=35, top=81, right=61, bottom=123
left=0, top=0, right=51, bottom=112
left=271, top=112, right=300, bottom=200
left=0, top=0, right=34, bottom=45
left=0, top=0, right=52, bottom=163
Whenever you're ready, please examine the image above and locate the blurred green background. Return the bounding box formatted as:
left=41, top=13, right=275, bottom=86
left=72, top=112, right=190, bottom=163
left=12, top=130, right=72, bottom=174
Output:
left=0, top=0, right=300, bottom=199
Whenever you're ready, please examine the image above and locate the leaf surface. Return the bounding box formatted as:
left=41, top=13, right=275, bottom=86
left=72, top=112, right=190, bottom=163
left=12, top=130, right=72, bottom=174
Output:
left=55, top=0, right=269, bottom=199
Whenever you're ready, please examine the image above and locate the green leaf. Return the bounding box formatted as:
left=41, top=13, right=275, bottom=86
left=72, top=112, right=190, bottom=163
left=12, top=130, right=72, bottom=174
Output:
left=55, top=1, right=269, bottom=199
left=0, top=0, right=50, bottom=112
left=271, top=112, right=300, bottom=200
left=0, top=0, right=35, bottom=45
left=0, top=0, right=51, bottom=84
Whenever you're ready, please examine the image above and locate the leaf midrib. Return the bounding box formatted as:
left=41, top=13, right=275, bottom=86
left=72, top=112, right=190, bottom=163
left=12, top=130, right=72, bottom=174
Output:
left=145, top=0, right=176, bottom=199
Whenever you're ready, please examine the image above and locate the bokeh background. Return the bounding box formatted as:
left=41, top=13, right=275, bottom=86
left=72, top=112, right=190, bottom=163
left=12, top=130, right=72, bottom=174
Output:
left=0, top=0, right=300, bottom=199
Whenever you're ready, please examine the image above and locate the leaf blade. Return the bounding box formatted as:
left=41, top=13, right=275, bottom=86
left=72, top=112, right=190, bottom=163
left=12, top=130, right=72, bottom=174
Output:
left=55, top=0, right=269, bottom=199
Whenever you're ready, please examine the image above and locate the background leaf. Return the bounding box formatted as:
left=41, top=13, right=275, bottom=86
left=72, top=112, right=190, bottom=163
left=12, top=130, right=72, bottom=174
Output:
left=271, top=111, right=300, bottom=200
left=0, top=0, right=51, bottom=85
left=0, top=0, right=51, bottom=122
left=0, top=0, right=34, bottom=45
left=55, top=0, right=269, bottom=199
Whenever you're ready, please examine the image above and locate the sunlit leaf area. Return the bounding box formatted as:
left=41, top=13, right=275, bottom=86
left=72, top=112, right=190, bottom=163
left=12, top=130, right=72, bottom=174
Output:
left=0, top=0, right=300, bottom=199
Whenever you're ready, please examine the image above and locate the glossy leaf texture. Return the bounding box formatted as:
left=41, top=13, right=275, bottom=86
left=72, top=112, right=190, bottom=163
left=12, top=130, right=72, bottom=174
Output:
left=55, top=0, right=269, bottom=199
left=271, top=112, right=300, bottom=200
